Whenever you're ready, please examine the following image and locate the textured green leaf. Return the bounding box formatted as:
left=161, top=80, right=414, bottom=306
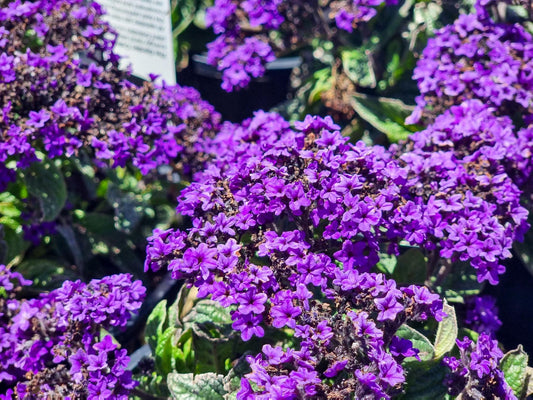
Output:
left=167, top=372, right=226, bottom=400
left=23, top=160, right=67, bottom=221
left=351, top=94, right=418, bottom=143
left=396, top=325, right=435, bottom=362
left=500, top=345, right=528, bottom=398
left=433, top=301, right=458, bottom=360
left=182, top=299, right=233, bottom=326
left=146, top=300, right=168, bottom=352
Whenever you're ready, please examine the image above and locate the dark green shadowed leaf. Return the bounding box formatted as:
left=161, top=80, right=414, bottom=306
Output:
left=23, top=159, right=67, bottom=221
left=392, top=248, right=426, bottom=285
left=351, top=94, right=419, bottom=143
left=399, top=359, right=449, bottom=400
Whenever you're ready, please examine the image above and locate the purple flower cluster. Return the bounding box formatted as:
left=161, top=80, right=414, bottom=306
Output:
left=0, top=265, right=146, bottom=399
left=464, top=295, right=502, bottom=335
left=205, top=0, right=397, bottom=91
left=443, top=333, right=515, bottom=399
left=144, top=111, right=461, bottom=396
left=0, top=0, right=221, bottom=193
left=396, top=100, right=530, bottom=284
left=237, top=280, right=444, bottom=399
left=144, top=99, right=532, bottom=394
left=408, top=12, right=533, bottom=125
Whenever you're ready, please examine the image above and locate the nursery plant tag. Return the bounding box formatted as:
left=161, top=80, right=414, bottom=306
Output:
left=99, top=0, right=176, bottom=84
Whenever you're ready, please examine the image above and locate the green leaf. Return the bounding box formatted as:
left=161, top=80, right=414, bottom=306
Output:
left=167, top=372, right=226, bottom=400
left=146, top=300, right=168, bottom=352
left=351, top=94, right=419, bottom=143
left=22, top=159, right=67, bottom=221
left=2, top=226, right=28, bottom=265
left=106, top=184, right=143, bottom=234
left=175, top=285, right=199, bottom=324
left=17, top=258, right=77, bottom=290
left=341, top=47, right=376, bottom=88
left=514, top=228, right=533, bottom=278
left=376, top=252, right=397, bottom=275
left=433, top=301, right=458, bottom=360
left=308, top=68, right=332, bottom=105
left=182, top=299, right=233, bottom=326
left=524, top=366, right=533, bottom=397
left=400, top=359, right=449, bottom=400
left=500, top=345, right=528, bottom=398
left=0, top=225, right=7, bottom=265
left=55, top=224, right=84, bottom=269
left=435, top=261, right=482, bottom=303
left=392, top=248, right=427, bottom=285
left=223, top=355, right=252, bottom=400
left=396, top=325, right=435, bottom=362
left=0, top=191, right=22, bottom=219
left=155, top=326, right=179, bottom=376
left=135, top=372, right=170, bottom=398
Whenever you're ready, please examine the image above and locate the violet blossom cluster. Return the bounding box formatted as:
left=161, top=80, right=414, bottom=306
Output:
left=464, top=295, right=502, bottom=335
left=443, top=333, right=515, bottom=399
left=0, top=265, right=146, bottom=399
left=396, top=100, right=530, bottom=284
left=0, top=0, right=221, bottom=193
left=141, top=109, right=517, bottom=396
left=205, top=0, right=397, bottom=91
left=146, top=112, right=445, bottom=397
left=408, top=11, right=533, bottom=125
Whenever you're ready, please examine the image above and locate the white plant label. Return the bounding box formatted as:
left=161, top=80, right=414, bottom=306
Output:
left=99, top=0, right=176, bottom=84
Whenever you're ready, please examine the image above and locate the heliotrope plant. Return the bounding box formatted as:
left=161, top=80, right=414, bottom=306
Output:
left=145, top=104, right=530, bottom=396
left=0, top=264, right=145, bottom=399
left=205, top=0, right=399, bottom=91
left=0, top=0, right=221, bottom=188
left=0, top=0, right=222, bottom=245
left=408, top=6, right=533, bottom=125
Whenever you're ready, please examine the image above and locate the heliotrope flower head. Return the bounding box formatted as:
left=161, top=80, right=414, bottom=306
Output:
left=443, top=333, right=516, bottom=399
left=0, top=267, right=145, bottom=399
left=204, top=0, right=398, bottom=91
left=408, top=12, right=533, bottom=125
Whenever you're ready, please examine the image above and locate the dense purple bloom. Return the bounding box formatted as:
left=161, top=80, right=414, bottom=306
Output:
left=443, top=333, right=515, bottom=399
left=146, top=111, right=453, bottom=398
left=408, top=11, right=533, bottom=126
left=464, top=295, right=502, bottom=335
left=0, top=265, right=145, bottom=398
left=204, top=0, right=398, bottom=91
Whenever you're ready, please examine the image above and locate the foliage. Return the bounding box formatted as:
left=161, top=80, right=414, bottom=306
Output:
left=1, top=0, right=533, bottom=399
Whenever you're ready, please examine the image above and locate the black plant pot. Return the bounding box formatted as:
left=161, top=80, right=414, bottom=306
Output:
left=177, top=54, right=301, bottom=122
